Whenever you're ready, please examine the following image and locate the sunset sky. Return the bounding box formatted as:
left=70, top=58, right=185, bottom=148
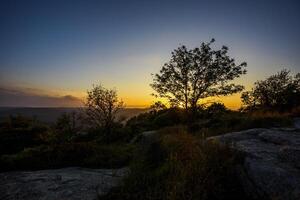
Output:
left=0, top=0, right=300, bottom=108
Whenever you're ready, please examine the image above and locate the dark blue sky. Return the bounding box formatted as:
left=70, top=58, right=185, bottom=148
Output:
left=0, top=0, right=300, bottom=107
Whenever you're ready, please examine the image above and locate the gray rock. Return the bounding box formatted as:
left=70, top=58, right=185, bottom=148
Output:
left=130, top=130, right=157, bottom=144
left=208, top=128, right=300, bottom=200
left=0, top=167, right=128, bottom=200
left=279, top=146, right=300, bottom=168
left=294, top=118, right=300, bottom=129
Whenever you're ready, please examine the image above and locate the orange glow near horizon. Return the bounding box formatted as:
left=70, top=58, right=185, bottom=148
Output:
left=1, top=75, right=252, bottom=109
left=48, top=90, right=243, bottom=109
left=118, top=93, right=243, bottom=110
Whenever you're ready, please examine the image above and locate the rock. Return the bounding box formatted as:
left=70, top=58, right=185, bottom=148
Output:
left=130, top=130, right=157, bottom=144
left=279, top=146, right=300, bottom=168
left=208, top=128, right=300, bottom=200
left=294, top=118, right=300, bottom=129
left=0, top=167, right=128, bottom=200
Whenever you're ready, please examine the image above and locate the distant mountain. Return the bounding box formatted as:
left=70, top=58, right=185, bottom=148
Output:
left=0, top=107, right=148, bottom=123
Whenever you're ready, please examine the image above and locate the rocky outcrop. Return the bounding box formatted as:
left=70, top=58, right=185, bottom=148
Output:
left=0, top=167, right=128, bottom=200
left=208, top=128, right=300, bottom=200
left=294, top=118, right=300, bottom=129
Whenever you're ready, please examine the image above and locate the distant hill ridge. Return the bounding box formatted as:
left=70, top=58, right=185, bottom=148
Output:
left=0, top=107, right=148, bottom=123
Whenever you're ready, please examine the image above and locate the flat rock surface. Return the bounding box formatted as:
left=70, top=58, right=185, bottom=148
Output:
left=208, top=128, right=300, bottom=200
left=294, top=118, right=300, bottom=129
left=0, top=167, right=128, bottom=200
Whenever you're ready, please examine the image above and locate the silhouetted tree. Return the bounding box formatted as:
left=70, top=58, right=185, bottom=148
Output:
left=55, top=111, right=79, bottom=141
left=151, top=39, right=247, bottom=114
left=84, top=84, right=124, bottom=138
left=241, top=69, right=300, bottom=111
left=150, top=101, right=167, bottom=113
left=205, top=102, right=228, bottom=115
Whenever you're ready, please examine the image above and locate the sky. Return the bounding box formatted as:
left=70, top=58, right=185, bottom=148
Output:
left=0, top=0, right=300, bottom=108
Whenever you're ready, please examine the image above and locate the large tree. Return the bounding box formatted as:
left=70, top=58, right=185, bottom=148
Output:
left=241, top=69, right=300, bottom=110
left=84, top=84, right=124, bottom=137
left=151, top=39, right=247, bottom=111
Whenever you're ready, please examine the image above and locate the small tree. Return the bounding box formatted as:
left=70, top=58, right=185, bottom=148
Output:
left=241, top=69, right=300, bottom=111
left=84, top=84, right=124, bottom=138
left=151, top=39, right=247, bottom=113
left=55, top=111, right=79, bottom=141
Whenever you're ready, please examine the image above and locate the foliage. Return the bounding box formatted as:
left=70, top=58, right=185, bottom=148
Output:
left=54, top=111, right=82, bottom=142
left=84, top=84, right=124, bottom=139
left=103, top=127, right=248, bottom=200
left=191, top=111, right=292, bottom=138
left=204, top=102, right=229, bottom=116
left=149, top=101, right=167, bottom=112
left=0, top=115, right=49, bottom=155
left=55, top=112, right=77, bottom=133
left=242, top=69, right=300, bottom=111
left=126, top=103, right=293, bottom=139
left=0, top=142, right=134, bottom=171
left=126, top=108, right=186, bottom=134
left=0, top=113, right=136, bottom=172
left=151, top=39, right=247, bottom=111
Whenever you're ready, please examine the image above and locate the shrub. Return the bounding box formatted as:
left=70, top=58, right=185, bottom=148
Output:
left=0, top=115, right=49, bottom=155
left=103, top=127, right=248, bottom=200
left=0, top=142, right=135, bottom=172
left=187, top=110, right=293, bottom=138
left=126, top=108, right=186, bottom=134
left=204, top=102, right=229, bottom=117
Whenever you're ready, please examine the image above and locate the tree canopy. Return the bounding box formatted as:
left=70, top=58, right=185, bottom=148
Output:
left=151, top=39, right=247, bottom=111
left=241, top=69, right=300, bottom=111
left=84, top=84, right=124, bottom=136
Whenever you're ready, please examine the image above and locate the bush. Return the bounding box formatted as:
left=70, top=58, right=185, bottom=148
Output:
left=0, top=115, right=49, bottom=155
left=126, top=108, right=186, bottom=134
left=0, top=142, right=135, bottom=172
left=204, top=102, right=229, bottom=117
left=103, top=127, right=248, bottom=200
left=188, top=111, right=293, bottom=138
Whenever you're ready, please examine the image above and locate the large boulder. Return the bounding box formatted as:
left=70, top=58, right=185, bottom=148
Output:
left=0, top=167, right=128, bottom=200
left=208, top=128, right=300, bottom=200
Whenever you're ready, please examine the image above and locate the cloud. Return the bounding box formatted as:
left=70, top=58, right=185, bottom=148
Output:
left=0, top=86, right=83, bottom=107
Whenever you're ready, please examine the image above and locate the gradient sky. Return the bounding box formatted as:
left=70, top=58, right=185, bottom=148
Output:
left=0, top=0, right=300, bottom=108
